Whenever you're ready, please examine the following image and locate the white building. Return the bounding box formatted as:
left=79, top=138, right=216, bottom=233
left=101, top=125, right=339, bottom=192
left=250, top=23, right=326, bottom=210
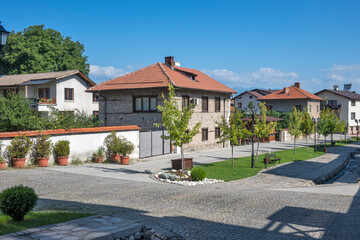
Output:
left=0, top=70, right=99, bottom=117
left=316, top=85, right=360, bottom=134
left=233, top=89, right=277, bottom=110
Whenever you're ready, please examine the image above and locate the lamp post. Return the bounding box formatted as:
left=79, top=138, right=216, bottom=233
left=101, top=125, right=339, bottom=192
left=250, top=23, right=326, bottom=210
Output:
left=355, top=119, right=359, bottom=142
left=247, top=107, right=259, bottom=168
left=0, top=21, right=10, bottom=52
left=312, top=117, right=321, bottom=153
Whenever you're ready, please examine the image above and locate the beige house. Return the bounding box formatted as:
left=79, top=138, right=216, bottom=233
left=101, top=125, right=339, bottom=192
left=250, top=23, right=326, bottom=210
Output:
left=87, top=57, right=236, bottom=154
left=0, top=70, right=99, bottom=117
left=258, top=82, right=322, bottom=118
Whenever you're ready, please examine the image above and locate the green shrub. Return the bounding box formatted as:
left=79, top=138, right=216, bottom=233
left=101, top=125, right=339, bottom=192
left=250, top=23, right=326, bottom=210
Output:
left=54, top=140, right=70, bottom=157
left=7, top=134, right=33, bottom=158
left=0, top=185, right=38, bottom=221
left=93, top=146, right=105, bottom=157
left=121, top=139, right=135, bottom=156
left=35, top=133, right=52, bottom=157
left=191, top=168, right=207, bottom=181
left=104, top=131, right=122, bottom=155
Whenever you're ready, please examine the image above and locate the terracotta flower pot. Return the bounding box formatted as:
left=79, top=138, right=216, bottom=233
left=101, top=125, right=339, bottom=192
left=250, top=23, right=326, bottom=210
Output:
left=120, top=156, right=130, bottom=165
left=110, top=154, right=120, bottom=163
left=94, top=156, right=103, bottom=163
left=57, top=156, right=69, bottom=166
left=37, top=157, right=49, bottom=167
left=0, top=162, right=5, bottom=170
left=12, top=158, right=26, bottom=168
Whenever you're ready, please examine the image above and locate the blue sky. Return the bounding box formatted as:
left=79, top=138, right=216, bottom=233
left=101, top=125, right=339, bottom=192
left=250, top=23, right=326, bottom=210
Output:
left=2, top=0, right=360, bottom=93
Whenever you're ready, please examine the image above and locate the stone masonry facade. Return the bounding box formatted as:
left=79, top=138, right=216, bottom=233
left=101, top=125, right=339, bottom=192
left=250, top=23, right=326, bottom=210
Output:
left=99, top=87, right=231, bottom=152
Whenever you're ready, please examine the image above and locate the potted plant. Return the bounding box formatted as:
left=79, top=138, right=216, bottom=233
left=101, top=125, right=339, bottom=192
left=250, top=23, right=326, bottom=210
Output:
left=93, top=147, right=105, bottom=163
left=35, top=133, right=53, bottom=167
left=7, top=134, right=33, bottom=168
left=104, top=131, right=122, bottom=163
left=0, top=157, right=5, bottom=170
left=120, top=139, right=134, bottom=165
left=54, top=140, right=70, bottom=166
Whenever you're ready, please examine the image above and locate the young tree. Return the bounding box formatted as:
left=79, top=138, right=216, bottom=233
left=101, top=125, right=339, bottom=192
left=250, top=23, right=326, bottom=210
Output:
left=253, top=103, right=277, bottom=161
left=0, top=25, right=89, bottom=76
left=336, top=120, right=347, bottom=143
left=288, top=107, right=302, bottom=154
left=216, top=110, right=248, bottom=169
left=318, top=109, right=338, bottom=147
left=155, top=84, right=201, bottom=172
left=300, top=110, right=314, bottom=151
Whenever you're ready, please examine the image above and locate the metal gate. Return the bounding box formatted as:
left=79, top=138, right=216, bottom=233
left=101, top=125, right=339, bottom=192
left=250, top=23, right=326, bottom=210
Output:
left=139, top=129, right=171, bottom=158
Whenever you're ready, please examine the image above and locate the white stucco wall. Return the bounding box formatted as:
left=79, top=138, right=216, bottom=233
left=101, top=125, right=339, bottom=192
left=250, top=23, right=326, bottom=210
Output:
left=0, top=130, right=139, bottom=165
left=234, top=92, right=260, bottom=110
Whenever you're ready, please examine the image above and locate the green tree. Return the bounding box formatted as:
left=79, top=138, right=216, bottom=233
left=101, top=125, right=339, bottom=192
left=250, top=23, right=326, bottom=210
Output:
left=0, top=25, right=89, bottom=76
left=216, top=110, right=249, bottom=169
left=318, top=109, right=338, bottom=147
left=288, top=107, right=302, bottom=154
left=266, top=110, right=291, bottom=130
left=155, top=84, right=201, bottom=172
left=0, top=93, right=42, bottom=132
left=300, top=110, right=314, bottom=151
left=336, top=120, right=347, bottom=143
left=254, top=103, right=277, bottom=161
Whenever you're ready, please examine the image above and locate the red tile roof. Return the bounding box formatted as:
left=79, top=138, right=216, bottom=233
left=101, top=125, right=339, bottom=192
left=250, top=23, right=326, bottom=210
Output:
left=0, top=126, right=140, bottom=138
left=258, top=85, right=322, bottom=101
left=315, top=89, right=360, bottom=100
left=87, top=62, right=236, bottom=94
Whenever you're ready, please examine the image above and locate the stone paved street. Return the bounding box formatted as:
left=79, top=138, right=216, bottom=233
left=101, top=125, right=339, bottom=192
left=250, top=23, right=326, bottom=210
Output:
left=0, top=143, right=359, bottom=239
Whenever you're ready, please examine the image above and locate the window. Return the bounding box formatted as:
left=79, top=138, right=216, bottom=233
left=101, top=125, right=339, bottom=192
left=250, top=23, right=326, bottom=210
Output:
left=266, top=105, right=273, bottom=111
left=309, top=105, right=311, bottom=112
left=182, top=96, right=190, bottom=109
left=237, top=102, right=242, bottom=109
left=38, top=88, right=50, bottom=99
left=352, top=100, right=356, bottom=106
left=202, top=128, right=208, bottom=141
left=93, top=93, right=99, bottom=102
left=202, top=97, right=208, bottom=112
left=215, top=98, right=221, bottom=112
left=317, top=105, right=319, bottom=112
left=249, top=96, right=253, bottom=99
left=215, top=127, right=221, bottom=139
left=64, top=88, right=74, bottom=100
left=351, top=112, right=356, bottom=120
left=134, top=96, right=157, bottom=112
left=93, top=111, right=99, bottom=120
left=328, top=100, right=337, bottom=106
left=294, top=105, right=303, bottom=111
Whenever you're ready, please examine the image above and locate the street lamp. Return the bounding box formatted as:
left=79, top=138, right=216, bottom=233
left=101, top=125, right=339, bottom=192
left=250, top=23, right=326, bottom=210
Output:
left=0, top=21, right=10, bottom=52
left=312, top=117, right=321, bottom=153
left=247, top=107, right=260, bottom=168
left=355, top=119, right=359, bottom=142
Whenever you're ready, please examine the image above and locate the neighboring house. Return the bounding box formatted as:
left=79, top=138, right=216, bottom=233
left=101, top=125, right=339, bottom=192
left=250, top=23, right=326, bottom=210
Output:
left=87, top=56, right=236, bottom=153
left=0, top=70, right=99, bottom=117
left=258, top=82, right=322, bottom=118
left=315, top=85, right=360, bottom=134
left=233, top=89, right=277, bottom=110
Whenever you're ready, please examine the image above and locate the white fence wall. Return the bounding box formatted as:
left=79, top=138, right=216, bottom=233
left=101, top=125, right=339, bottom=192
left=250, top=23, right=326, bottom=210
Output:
left=0, top=129, right=139, bottom=166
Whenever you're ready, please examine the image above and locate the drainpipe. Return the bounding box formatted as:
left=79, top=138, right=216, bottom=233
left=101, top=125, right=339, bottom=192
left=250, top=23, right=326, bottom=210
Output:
left=98, top=91, right=107, bottom=126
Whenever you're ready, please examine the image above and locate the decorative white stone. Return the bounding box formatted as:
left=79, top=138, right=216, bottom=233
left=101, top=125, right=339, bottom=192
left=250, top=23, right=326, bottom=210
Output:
left=155, top=171, right=224, bottom=186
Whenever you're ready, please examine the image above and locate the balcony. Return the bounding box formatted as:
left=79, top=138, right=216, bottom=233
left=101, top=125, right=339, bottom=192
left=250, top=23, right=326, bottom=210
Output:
left=320, top=104, right=341, bottom=111
left=29, top=98, right=57, bottom=111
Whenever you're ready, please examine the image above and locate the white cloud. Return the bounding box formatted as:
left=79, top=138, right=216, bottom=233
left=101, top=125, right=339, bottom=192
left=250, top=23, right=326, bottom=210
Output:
left=90, top=65, right=127, bottom=79
left=202, top=67, right=298, bottom=89
left=330, top=64, right=360, bottom=72
left=327, top=73, right=345, bottom=81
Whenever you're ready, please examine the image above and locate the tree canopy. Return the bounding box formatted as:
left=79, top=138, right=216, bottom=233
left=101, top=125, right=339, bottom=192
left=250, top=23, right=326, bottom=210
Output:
left=0, top=25, right=89, bottom=76
left=288, top=107, right=302, bottom=154
left=300, top=110, right=314, bottom=151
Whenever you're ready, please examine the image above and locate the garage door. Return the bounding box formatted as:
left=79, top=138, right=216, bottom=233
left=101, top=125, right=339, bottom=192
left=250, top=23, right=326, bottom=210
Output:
left=139, top=130, right=171, bottom=158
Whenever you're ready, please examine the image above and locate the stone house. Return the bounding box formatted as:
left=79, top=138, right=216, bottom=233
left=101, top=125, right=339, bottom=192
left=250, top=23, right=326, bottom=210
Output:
left=233, top=89, right=277, bottom=110
left=258, top=82, right=322, bottom=118
left=87, top=57, right=236, bottom=152
left=315, top=84, right=360, bottom=134
left=0, top=70, right=99, bottom=117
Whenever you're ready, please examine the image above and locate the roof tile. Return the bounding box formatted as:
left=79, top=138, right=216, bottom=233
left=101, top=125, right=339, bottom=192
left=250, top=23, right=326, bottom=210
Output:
left=258, top=85, right=322, bottom=100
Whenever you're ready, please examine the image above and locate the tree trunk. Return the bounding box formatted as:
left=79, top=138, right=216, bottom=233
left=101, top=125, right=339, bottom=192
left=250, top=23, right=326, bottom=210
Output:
left=231, top=144, right=234, bottom=169
left=180, top=143, right=184, bottom=174
left=256, top=140, right=260, bottom=162
left=294, top=137, right=296, bottom=154
left=306, top=135, right=308, bottom=152
left=324, top=136, right=327, bottom=148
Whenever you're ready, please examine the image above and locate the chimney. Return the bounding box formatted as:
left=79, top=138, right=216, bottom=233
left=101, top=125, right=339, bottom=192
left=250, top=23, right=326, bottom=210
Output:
left=294, top=82, right=300, bottom=89
left=165, top=56, right=175, bottom=68
left=283, top=87, right=289, bottom=94
left=333, top=85, right=339, bottom=91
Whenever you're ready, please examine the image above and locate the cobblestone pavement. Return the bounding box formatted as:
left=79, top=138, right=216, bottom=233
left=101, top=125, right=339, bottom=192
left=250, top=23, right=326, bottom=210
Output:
left=0, top=144, right=359, bottom=239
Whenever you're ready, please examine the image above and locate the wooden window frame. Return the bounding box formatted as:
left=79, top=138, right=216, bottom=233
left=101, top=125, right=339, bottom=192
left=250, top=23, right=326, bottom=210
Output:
left=133, top=96, right=158, bottom=112
left=215, top=127, right=221, bottom=139
left=93, top=93, right=99, bottom=102
left=351, top=112, right=356, bottom=120
left=64, top=88, right=74, bottom=101
left=38, top=88, right=50, bottom=99
left=215, top=97, right=221, bottom=112
left=202, top=128, right=208, bottom=141
left=202, top=96, right=208, bottom=112
left=182, top=96, right=190, bottom=110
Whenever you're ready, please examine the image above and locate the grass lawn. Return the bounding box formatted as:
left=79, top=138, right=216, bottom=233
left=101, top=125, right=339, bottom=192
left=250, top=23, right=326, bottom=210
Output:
left=0, top=211, right=92, bottom=235
left=194, top=140, right=356, bottom=182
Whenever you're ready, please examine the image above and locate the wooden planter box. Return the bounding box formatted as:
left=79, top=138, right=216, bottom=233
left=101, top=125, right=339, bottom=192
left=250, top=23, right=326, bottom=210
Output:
left=171, top=158, right=193, bottom=170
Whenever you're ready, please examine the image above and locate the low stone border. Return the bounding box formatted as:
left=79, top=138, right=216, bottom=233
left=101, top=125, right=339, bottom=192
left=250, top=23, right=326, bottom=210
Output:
left=116, top=226, right=170, bottom=240
left=155, top=171, right=224, bottom=186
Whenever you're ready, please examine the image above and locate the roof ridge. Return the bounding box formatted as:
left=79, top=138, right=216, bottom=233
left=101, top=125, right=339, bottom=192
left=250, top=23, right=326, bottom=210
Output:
left=91, top=63, right=159, bottom=89
left=292, top=85, right=310, bottom=98
left=158, top=62, right=175, bottom=86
